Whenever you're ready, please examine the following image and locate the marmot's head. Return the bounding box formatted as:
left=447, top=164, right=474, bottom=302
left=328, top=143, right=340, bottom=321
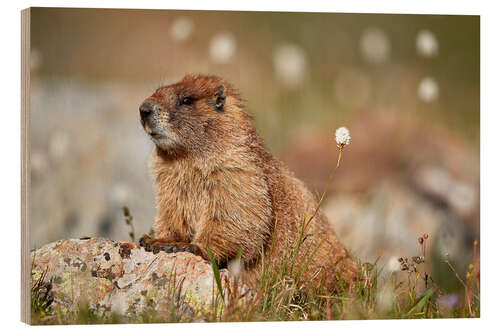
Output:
left=140, top=75, right=250, bottom=157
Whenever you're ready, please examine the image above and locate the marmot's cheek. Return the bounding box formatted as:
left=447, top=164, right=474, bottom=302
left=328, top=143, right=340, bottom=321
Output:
left=152, top=136, right=173, bottom=150
left=152, top=126, right=182, bottom=151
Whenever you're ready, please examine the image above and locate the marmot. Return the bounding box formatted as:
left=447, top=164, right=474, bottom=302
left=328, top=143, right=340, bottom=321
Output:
left=138, top=74, right=358, bottom=290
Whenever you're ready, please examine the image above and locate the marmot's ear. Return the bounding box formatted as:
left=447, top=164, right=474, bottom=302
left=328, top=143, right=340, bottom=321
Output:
left=213, top=85, right=226, bottom=112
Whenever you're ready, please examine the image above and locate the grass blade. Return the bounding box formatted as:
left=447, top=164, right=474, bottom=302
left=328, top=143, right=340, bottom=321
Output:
left=207, top=248, right=225, bottom=306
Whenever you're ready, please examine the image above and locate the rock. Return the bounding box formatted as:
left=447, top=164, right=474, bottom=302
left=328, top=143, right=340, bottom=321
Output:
left=30, top=238, right=234, bottom=320
left=324, top=181, right=472, bottom=272
left=411, top=165, right=478, bottom=220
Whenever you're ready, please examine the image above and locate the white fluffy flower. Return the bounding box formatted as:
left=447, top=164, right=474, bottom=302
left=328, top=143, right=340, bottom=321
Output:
left=335, top=127, right=351, bottom=147
left=170, top=18, right=194, bottom=41
left=416, top=30, right=439, bottom=57
left=418, top=77, right=439, bottom=102
left=273, top=43, right=308, bottom=88
left=387, top=256, right=400, bottom=272
left=209, top=32, right=236, bottom=64
left=228, top=258, right=242, bottom=279
left=360, top=28, right=390, bottom=64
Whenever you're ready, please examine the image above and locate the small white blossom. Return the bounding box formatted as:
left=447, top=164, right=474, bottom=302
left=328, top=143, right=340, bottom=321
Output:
left=387, top=256, right=400, bottom=272
left=170, top=18, right=194, bottom=41
left=418, top=77, right=439, bottom=102
left=416, top=30, right=439, bottom=57
left=273, top=43, right=308, bottom=88
left=360, top=28, right=391, bottom=64
left=209, top=32, right=236, bottom=64
left=335, top=127, right=351, bottom=147
left=228, top=258, right=242, bottom=279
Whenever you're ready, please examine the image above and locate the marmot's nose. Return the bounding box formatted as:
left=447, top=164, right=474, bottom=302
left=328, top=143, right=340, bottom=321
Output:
left=139, top=100, right=156, bottom=121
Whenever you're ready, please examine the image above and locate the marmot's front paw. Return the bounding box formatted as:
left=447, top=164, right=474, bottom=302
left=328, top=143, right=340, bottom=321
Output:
left=140, top=238, right=202, bottom=256
left=157, top=243, right=201, bottom=255
left=138, top=234, right=153, bottom=250
left=139, top=233, right=202, bottom=256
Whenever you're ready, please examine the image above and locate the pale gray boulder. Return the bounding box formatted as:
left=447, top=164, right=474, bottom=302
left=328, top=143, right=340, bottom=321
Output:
left=30, top=238, right=234, bottom=320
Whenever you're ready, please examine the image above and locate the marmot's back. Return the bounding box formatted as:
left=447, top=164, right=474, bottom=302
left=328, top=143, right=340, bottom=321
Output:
left=260, top=155, right=358, bottom=287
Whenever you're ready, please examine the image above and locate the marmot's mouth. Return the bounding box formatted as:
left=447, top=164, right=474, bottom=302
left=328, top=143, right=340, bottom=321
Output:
left=143, top=122, right=161, bottom=138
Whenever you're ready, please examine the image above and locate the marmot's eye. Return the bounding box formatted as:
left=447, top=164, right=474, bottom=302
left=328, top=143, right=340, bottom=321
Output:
left=179, top=97, right=193, bottom=106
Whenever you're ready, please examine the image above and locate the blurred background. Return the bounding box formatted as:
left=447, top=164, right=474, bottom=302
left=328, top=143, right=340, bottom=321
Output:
left=29, top=8, right=479, bottom=292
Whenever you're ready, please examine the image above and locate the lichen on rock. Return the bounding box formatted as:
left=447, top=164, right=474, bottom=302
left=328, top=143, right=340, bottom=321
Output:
left=30, top=238, right=233, bottom=320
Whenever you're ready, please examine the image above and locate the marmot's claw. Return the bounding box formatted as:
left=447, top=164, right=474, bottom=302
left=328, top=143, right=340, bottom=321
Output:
left=153, top=243, right=201, bottom=255
left=138, top=234, right=151, bottom=248
left=184, top=245, right=198, bottom=254
left=138, top=236, right=201, bottom=256
left=151, top=245, right=160, bottom=254
left=159, top=244, right=176, bottom=253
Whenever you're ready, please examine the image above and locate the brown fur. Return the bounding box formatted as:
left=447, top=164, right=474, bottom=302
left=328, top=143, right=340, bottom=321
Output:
left=139, top=74, right=358, bottom=290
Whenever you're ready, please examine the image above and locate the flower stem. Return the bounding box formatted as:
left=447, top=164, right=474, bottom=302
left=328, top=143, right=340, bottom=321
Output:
left=305, top=148, right=343, bottom=230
